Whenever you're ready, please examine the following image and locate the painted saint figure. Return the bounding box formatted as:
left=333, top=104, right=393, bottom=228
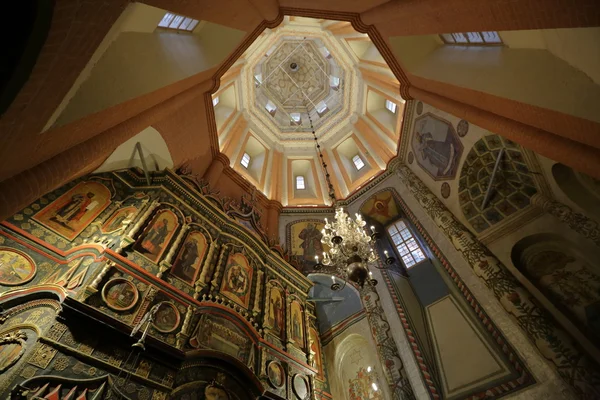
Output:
left=269, top=289, right=284, bottom=337
left=50, top=192, right=96, bottom=229
left=173, top=239, right=199, bottom=281
left=227, top=264, right=247, bottom=294
left=140, top=218, right=170, bottom=256
left=415, top=130, right=455, bottom=175
left=105, top=210, right=134, bottom=232
left=299, top=223, right=323, bottom=262
left=292, top=305, right=303, bottom=343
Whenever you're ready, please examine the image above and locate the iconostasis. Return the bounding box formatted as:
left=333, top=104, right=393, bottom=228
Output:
left=0, top=167, right=330, bottom=400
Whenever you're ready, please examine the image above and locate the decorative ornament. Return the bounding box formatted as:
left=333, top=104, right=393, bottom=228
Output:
left=292, top=374, right=309, bottom=399
left=0, top=330, right=28, bottom=373
left=102, top=278, right=139, bottom=312
left=441, top=182, right=451, bottom=199
left=267, top=360, right=285, bottom=389
left=0, top=248, right=37, bottom=286
left=416, top=101, right=423, bottom=115
left=407, top=152, right=414, bottom=165
left=457, top=119, right=469, bottom=137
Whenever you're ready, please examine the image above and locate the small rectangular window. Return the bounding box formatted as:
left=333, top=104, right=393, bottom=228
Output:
left=158, top=12, right=199, bottom=32
left=352, top=155, right=365, bottom=170
left=179, top=17, right=194, bottom=31
left=169, top=15, right=185, bottom=29
left=316, top=101, right=327, bottom=114
left=385, top=100, right=397, bottom=114
left=290, top=113, right=301, bottom=123
left=158, top=13, right=176, bottom=28
left=321, top=47, right=331, bottom=58
left=241, top=153, right=251, bottom=168
left=330, top=76, right=340, bottom=87
left=296, top=176, right=305, bottom=190
left=212, top=97, right=219, bottom=107
left=254, top=74, right=263, bottom=85
left=440, top=31, right=502, bottom=45
left=265, top=101, right=277, bottom=112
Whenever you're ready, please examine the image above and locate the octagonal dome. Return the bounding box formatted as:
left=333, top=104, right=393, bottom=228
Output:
left=214, top=17, right=405, bottom=206
left=254, top=36, right=344, bottom=133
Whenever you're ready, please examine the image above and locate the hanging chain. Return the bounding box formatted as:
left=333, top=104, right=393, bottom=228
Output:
left=307, top=112, right=337, bottom=204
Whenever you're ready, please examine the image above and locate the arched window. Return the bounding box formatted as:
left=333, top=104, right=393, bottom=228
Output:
left=387, top=220, right=426, bottom=268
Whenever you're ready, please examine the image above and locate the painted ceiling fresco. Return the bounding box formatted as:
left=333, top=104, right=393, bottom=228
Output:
left=458, top=135, right=537, bottom=233
left=411, top=113, right=463, bottom=181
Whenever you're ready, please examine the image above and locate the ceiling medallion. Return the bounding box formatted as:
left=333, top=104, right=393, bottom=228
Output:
left=307, top=113, right=394, bottom=290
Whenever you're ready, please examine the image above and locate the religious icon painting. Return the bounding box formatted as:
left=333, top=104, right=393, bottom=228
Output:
left=267, top=360, right=285, bottom=389
left=265, top=285, right=285, bottom=339
left=102, top=278, right=139, bottom=311
left=101, top=206, right=137, bottom=234
left=171, top=231, right=208, bottom=285
left=288, top=220, right=329, bottom=269
left=359, top=190, right=399, bottom=225
left=290, top=300, right=304, bottom=346
left=411, top=113, right=464, bottom=181
left=0, top=330, right=28, bottom=373
left=133, top=209, right=179, bottom=263
left=220, top=253, right=253, bottom=308
left=152, top=302, right=181, bottom=333
left=0, top=249, right=37, bottom=286
left=32, top=181, right=111, bottom=240
left=292, top=374, right=309, bottom=399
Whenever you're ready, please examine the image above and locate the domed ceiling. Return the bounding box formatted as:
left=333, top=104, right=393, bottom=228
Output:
left=214, top=17, right=404, bottom=206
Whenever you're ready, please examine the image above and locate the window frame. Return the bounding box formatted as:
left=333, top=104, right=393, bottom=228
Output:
left=385, top=99, right=397, bottom=114
left=352, top=154, right=365, bottom=171
left=241, top=152, right=251, bottom=168
left=440, top=31, right=502, bottom=45
left=157, top=12, right=199, bottom=32
left=296, top=175, right=306, bottom=190
left=387, top=219, right=427, bottom=269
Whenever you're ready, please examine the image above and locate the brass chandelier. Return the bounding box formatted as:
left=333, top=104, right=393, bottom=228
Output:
left=307, top=113, right=394, bottom=291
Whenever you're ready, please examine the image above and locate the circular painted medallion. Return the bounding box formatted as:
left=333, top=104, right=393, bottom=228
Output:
left=0, top=248, right=37, bottom=286
left=267, top=361, right=285, bottom=389
left=457, top=119, right=469, bottom=137
left=101, top=278, right=139, bottom=311
left=153, top=302, right=181, bottom=333
left=416, top=101, right=423, bottom=115
left=292, top=374, right=309, bottom=399
left=441, top=182, right=451, bottom=199
left=407, top=151, right=414, bottom=165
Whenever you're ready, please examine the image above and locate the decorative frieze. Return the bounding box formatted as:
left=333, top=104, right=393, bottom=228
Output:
left=361, top=287, right=415, bottom=400
left=531, top=193, right=600, bottom=247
